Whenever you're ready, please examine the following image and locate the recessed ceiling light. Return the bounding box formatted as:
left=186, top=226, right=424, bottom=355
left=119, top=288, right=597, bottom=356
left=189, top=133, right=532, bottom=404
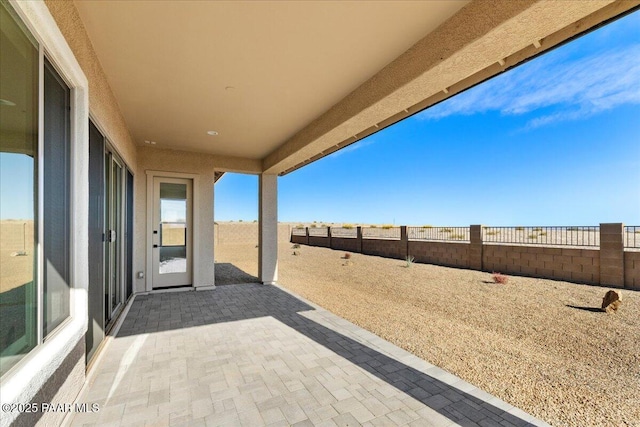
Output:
left=207, top=131, right=219, bottom=136
left=0, top=99, right=16, bottom=106
left=144, top=140, right=156, bottom=145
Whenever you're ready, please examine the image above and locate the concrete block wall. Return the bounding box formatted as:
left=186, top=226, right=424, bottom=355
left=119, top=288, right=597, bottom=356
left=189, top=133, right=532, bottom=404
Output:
left=409, top=241, right=469, bottom=268
left=624, top=251, right=640, bottom=290
left=332, top=237, right=360, bottom=252
left=215, top=222, right=291, bottom=245
left=289, top=223, right=638, bottom=289
left=483, top=245, right=599, bottom=284
left=362, top=238, right=407, bottom=260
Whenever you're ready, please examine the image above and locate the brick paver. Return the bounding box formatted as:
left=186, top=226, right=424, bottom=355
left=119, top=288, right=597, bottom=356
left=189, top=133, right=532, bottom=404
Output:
left=71, top=284, right=548, bottom=427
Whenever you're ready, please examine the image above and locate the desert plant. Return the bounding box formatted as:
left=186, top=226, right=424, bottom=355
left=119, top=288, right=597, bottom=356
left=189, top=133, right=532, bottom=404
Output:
left=527, top=234, right=538, bottom=240
left=451, top=234, right=465, bottom=240
left=310, top=224, right=317, bottom=228
left=486, top=230, right=500, bottom=236
left=441, top=228, right=453, bottom=233
left=291, top=244, right=300, bottom=249
left=344, top=253, right=351, bottom=259
left=239, top=219, right=243, bottom=222
left=422, top=225, right=433, bottom=228
left=515, top=226, right=524, bottom=231
left=292, top=251, right=299, bottom=256
left=567, top=227, right=579, bottom=231
left=382, top=224, right=393, bottom=229
left=405, top=255, right=415, bottom=268
left=343, top=224, right=354, bottom=229
left=539, top=231, right=547, bottom=236
left=253, top=220, right=257, bottom=223
left=370, top=225, right=378, bottom=228
left=296, top=225, right=304, bottom=229
left=533, top=227, right=543, bottom=232
left=492, top=272, right=508, bottom=284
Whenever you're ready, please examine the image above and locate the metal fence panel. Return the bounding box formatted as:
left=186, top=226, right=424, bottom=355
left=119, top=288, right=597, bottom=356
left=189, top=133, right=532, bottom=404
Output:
left=407, top=226, right=469, bottom=242
left=482, top=226, right=599, bottom=247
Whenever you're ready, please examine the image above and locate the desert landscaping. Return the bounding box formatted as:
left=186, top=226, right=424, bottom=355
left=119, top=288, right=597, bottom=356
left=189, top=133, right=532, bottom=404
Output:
left=215, top=223, right=640, bottom=427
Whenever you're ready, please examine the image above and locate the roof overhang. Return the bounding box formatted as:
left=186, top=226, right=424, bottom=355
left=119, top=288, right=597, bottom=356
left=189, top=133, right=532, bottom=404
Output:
left=69, top=0, right=638, bottom=176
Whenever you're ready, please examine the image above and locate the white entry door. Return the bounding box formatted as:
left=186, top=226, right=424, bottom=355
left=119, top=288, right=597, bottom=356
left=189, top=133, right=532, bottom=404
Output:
left=152, top=177, right=193, bottom=288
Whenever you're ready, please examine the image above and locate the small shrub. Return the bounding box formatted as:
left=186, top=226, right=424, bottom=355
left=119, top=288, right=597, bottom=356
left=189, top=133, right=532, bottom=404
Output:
left=567, top=227, right=579, bottom=231
left=239, top=219, right=243, bottom=222
left=343, top=224, right=354, bottom=229
left=310, top=224, right=317, bottom=228
left=533, top=227, right=543, bottom=232
left=382, top=224, right=393, bottom=229
left=492, top=272, right=509, bottom=284
left=441, top=228, right=453, bottom=233
left=486, top=231, right=500, bottom=236
left=291, top=244, right=300, bottom=249
left=370, top=225, right=378, bottom=228
left=515, top=226, right=524, bottom=231
left=292, top=251, right=299, bottom=256
left=528, top=234, right=538, bottom=240
left=253, top=220, right=257, bottom=223
left=405, top=255, right=415, bottom=268
left=296, top=225, right=304, bottom=229
left=451, top=234, right=465, bottom=240
left=344, top=253, right=351, bottom=259
left=635, top=230, right=640, bottom=234
left=539, top=231, right=547, bottom=236
left=422, top=225, right=433, bottom=229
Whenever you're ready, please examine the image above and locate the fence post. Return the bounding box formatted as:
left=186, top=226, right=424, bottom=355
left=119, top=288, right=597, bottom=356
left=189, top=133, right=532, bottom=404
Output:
left=599, top=223, right=624, bottom=287
left=400, top=226, right=408, bottom=258
left=469, top=225, right=483, bottom=270
left=327, top=226, right=332, bottom=249
left=305, top=227, right=310, bottom=246
left=357, top=226, right=363, bottom=253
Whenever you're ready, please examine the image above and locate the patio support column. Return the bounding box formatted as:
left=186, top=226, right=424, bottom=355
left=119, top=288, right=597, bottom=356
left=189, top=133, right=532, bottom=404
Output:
left=259, top=173, right=278, bottom=284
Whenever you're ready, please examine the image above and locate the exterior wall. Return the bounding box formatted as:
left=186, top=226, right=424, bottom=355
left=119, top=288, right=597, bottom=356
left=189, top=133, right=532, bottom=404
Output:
left=624, top=251, right=640, bottom=290
left=291, top=234, right=307, bottom=245
left=136, top=146, right=218, bottom=291
left=331, top=237, right=360, bottom=253
left=483, top=245, right=600, bottom=284
left=409, top=241, right=469, bottom=268
left=309, top=236, right=332, bottom=248
left=215, top=223, right=291, bottom=245
left=1, top=3, right=90, bottom=426
left=44, top=0, right=137, bottom=170
left=293, top=226, right=638, bottom=289
left=12, top=340, right=85, bottom=427
left=362, top=239, right=406, bottom=260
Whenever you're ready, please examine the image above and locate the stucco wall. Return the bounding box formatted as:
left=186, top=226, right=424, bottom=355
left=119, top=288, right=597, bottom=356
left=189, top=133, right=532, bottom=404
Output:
left=44, top=0, right=137, bottom=169
left=136, top=146, right=220, bottom=291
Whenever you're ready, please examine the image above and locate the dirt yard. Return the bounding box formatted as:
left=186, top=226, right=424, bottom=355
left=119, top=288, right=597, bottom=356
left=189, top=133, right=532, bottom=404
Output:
left=215, top=239, right=640, bottom=427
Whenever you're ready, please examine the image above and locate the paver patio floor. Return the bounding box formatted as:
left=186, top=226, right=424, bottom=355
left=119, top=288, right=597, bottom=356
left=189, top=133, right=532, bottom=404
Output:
left=71, top=284, right=547, bottom=427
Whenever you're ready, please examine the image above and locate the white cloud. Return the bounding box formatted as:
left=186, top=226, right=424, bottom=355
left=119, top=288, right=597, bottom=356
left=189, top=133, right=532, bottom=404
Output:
left=418, top=43, right=640, bottom=129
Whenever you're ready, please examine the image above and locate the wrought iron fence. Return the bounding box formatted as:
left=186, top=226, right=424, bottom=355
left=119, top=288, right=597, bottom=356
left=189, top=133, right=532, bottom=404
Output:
left=331, top=227, right=357, bottom=238
left=308, top=227, right=329, bottom=237
left=362, top=227, right=400, bottom=239
left=482, top=226, right=599, bottom=247
left=291, top=227, right=306, bottom=236
left=408, top=226, right=469, bottom=242
left=624, top=226, right=640, bottom=249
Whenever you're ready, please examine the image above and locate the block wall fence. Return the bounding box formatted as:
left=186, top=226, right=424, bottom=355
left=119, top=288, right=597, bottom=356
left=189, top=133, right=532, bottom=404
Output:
left=291, top=224, right=640, bottom=290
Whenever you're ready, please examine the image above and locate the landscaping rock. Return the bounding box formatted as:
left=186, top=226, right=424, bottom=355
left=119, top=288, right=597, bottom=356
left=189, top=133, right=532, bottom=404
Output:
left=601, top=290, right=622, bottom=313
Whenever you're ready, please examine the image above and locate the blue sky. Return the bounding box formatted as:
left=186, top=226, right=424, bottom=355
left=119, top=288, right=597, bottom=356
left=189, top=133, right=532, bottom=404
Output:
left=215, top=11, right=640, bottom=226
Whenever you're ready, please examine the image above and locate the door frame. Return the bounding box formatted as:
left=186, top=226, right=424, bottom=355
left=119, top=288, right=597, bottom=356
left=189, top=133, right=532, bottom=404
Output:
left=145, top=170, right=200, bottom=291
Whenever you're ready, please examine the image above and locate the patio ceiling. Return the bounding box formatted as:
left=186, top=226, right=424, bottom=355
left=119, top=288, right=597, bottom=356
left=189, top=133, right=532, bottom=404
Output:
left=73, top=0, right=637, bottom=175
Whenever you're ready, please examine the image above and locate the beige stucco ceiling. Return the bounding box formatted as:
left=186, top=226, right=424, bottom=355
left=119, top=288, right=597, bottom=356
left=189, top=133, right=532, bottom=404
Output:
left=74, top=0, right=638, bottom=176
left=74, top=0, right=469, bottom=160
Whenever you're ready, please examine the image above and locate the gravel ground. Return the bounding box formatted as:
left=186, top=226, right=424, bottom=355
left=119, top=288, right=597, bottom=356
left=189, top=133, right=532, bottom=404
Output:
left=215, top=241, right=640, bottom=427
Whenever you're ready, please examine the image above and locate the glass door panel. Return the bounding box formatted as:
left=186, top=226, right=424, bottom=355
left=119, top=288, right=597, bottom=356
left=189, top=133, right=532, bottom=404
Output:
left=152, top=178, right=192, bottom=288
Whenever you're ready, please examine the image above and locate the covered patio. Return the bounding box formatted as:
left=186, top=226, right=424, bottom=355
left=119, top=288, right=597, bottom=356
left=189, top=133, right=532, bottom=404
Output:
left=71, top=284, right=546, bottom=427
